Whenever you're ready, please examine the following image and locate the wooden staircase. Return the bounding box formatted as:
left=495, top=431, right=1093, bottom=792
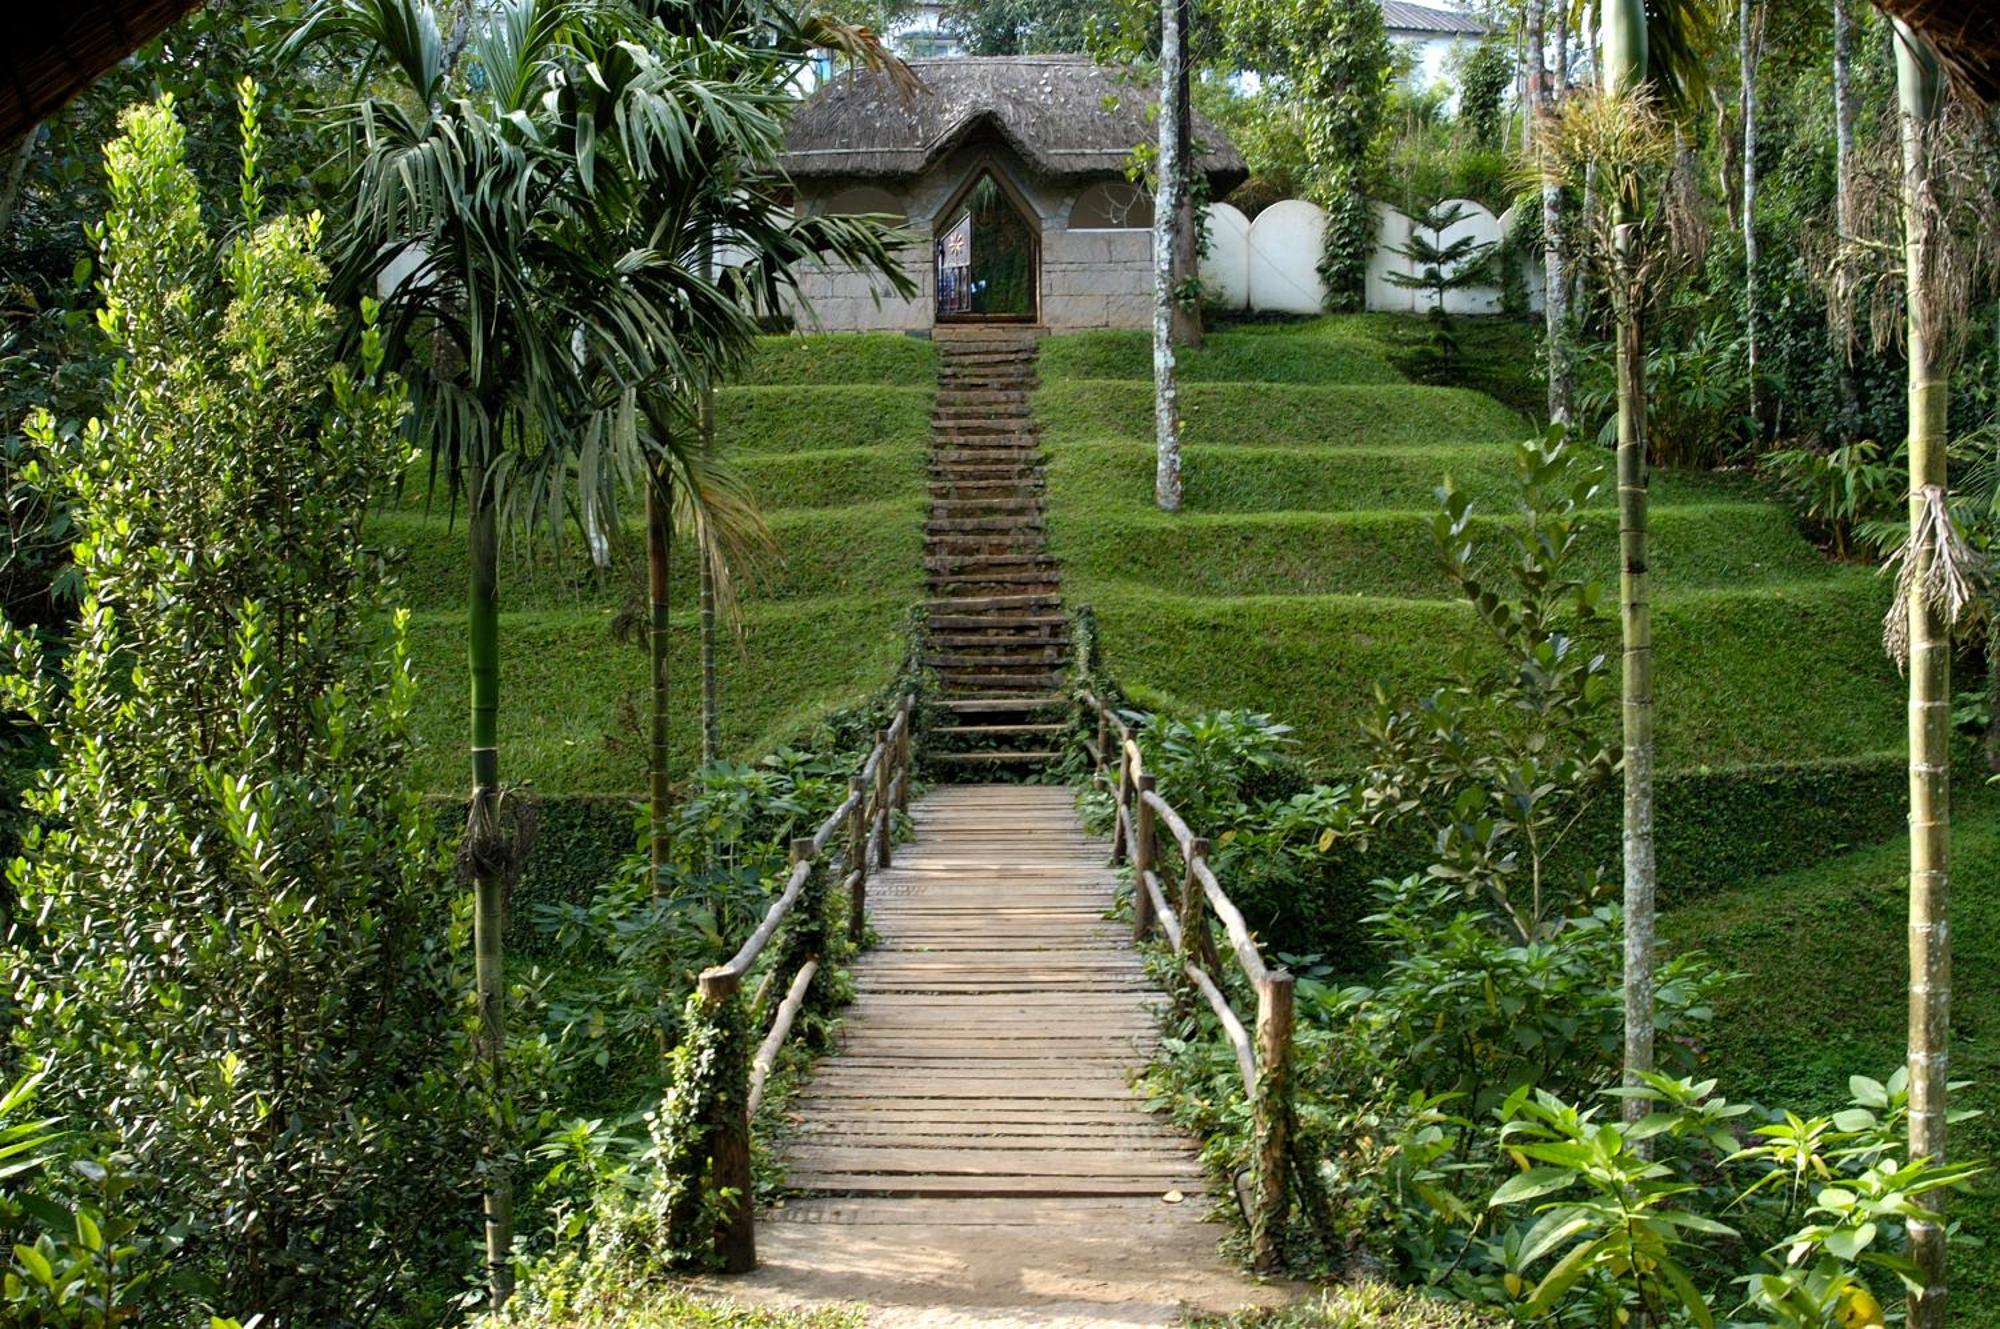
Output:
left=924, top=327, right=1067, bottom=776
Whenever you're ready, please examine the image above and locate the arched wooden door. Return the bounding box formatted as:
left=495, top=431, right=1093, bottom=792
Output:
left=934, top=168, right=1039, bottom=322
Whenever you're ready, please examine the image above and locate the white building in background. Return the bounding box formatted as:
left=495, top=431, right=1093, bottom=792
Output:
left=1384, top=0, right=1490, bottom=93
left=886, top=1, right=961, bottom=57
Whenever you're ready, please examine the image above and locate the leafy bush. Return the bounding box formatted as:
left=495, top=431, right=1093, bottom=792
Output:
left=1465, top=1071, right=1984, bottom=1326
left=1, top=92, right=480, bottom=1325
left=1763, top=439, right=1902, bottom=561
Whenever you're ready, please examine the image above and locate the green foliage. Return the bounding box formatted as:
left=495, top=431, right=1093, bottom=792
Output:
left=1385, top=201, right=1500, bottom=371
left=1455, top=42, right=1512, bottom=151
left=1762, top=439, right=1902, bottom=561
left=0, top=94, right=480, bottom=1325
left=936, top=0, right=1091, bottom=54
left=1356, top=429, right=1615, bottom=942
left=0, top=1073, right=158, bottom=1328
left=1667, top=790, right=2000, bottom=1317
left=1214, top=0, right=1389, bottom=309
left=1472, top=1073, right=1984, bottom=1327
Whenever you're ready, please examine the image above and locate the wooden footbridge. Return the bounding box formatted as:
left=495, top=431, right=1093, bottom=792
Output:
left=667, top=335, right=1297, bottom=1320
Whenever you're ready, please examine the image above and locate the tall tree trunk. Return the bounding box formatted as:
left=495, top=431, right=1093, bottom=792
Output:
left=466, top=473, right=513, bottom=1308
left=646, top=457, right=673, bottom=893
left=1171, top=0, right=1204, bottom=350
left=0, top=130, right=37, bottom=245
left=1894, top=23, right=1950, bottom=1328
left=1832, top=0, right=1862, bottom=431
left=698, top=236, right=722, bottom=761
left=1537, top=0, right=1574, bottom=426
left=698, top=429, right=720, bottom=763
left=1153, top=0, right=1185, bottom=512
left=1604, top=0, right=1654, bottom=1131
left=1740, top=0, right=1763, bottom=441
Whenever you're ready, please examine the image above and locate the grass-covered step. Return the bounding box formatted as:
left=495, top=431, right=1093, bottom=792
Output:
left=733, top=448, right=924, bottom=510
left=737, top=332, right=937, bottom=385
left=1046, top=441, right=1774, bottom=515
left=1037, top=328, right=1407, bottom=385
left=404, top=594, right=911, bottom=794
left=1051, top=504, right=1841, bottom=599
left=715, top=383, right=931, bottom=455
left=1036, top=380, right=1526, bottom=449
left=377, top=499, right=923, bottom=612
left=1081, top=574, right=1899, bottom=771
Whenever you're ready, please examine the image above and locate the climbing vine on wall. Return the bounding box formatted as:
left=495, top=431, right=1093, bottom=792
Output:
left=1215, top=0, right=1389, bottom=310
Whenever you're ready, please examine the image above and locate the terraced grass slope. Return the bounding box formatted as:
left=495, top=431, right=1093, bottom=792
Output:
left=391, top=335, right=929, bottom=795
left=1667, top=789, right=1999, bottom=1323
left=1039, top=318, right=1903, bottom=776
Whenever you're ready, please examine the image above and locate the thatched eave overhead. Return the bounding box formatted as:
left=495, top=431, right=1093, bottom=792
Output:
left=1, top=0, right=208, bottom=144
left=1874, top=0, right=1999, bottom=107
left=782, top=56, right=1249, bottom=196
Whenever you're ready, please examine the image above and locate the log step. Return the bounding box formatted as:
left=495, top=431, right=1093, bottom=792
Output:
left=923, top=593, right=1060, bottom=612
left=928, top=613, right=1070, bottom=631
left=939, top=696, right=1066, bottom=712
left=941, top=723, right=1069, bottom=737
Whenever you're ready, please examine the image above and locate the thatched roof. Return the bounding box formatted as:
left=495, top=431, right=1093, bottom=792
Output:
left=782, top=56, right=1248, bottom=195
left=1, top=0, right=207, bottom=143
left=1875, top=0, right=1999, bottom=107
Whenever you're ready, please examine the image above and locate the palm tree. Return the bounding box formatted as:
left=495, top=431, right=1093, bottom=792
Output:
left=296, top=0, right=908, bottom=1302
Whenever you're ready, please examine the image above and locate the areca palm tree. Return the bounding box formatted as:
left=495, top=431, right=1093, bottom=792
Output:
left=295, top=0, right=909, bottom=1302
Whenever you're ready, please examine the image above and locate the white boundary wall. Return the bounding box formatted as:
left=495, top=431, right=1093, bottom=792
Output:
left=1203, top=196, right=1540, bottom=317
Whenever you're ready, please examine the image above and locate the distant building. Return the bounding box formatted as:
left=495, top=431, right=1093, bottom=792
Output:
left=1383, top=0, right=1489, bottom=93
left=780, top=56, right=1244, bottom=332
left=886, top=1, right=962, bottom=58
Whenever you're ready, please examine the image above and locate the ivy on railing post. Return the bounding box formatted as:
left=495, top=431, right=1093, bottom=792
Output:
left=1131, top=773, right=1157, bottom=939
left=894, top=698, right=912, bottom=813
left=779, top=837, right=834, bottom=1016
left=694, top=965, right=756, bottom=1273
left=1250, top=970, right=1295, bottom=1273
left=1095, top=708, right=1112, bottom=793
left=1110, top=732, right=1132, bottom=868
left=1180, top=838, right=1225, bottom=984
left=845, top=775, right=868, bottom=945
left=873, top=728, right=892, bottom=871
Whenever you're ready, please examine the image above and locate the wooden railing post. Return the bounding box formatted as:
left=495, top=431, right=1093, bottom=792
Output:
left=845, top=775, right=867, bottom=944
left=872, top=728, right=891, bottom=870
left=1175, top=836, right=1209, bottom=972
left=894, top=698, right=912, bottom=813
left=1109, top=742, right=1131, bottom=868
left=1131, top=774, right=1157, bottom=940
left=1250, top=971, right=1295, bottom=1273
left=1095, top=708, right=1112, bottom=792
left=696, top=965, right=755, bottom=1273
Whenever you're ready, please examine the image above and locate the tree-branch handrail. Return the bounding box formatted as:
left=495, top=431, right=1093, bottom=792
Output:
left=1077, top=689, right=1294, bottom=1272
left=684, top=691, right=917, bottom=1274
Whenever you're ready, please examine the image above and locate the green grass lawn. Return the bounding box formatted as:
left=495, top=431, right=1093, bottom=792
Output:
left=1667, top=786, right=1999, bottom=1324
left=1041, top=315, right=1905, bottom=774
left=383, top=334, right=930, bottom=795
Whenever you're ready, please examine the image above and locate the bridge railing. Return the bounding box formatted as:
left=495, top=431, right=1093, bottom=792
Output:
left=1079, top=691, right=1294, bottom=1272
left=684, top=694, right=914, bottom=1272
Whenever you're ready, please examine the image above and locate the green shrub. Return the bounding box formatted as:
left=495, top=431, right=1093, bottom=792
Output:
left=1, top=94, right=478, bottom=1325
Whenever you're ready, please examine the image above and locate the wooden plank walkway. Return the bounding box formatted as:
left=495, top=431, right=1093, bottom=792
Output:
left=733, top=784, right=1284, bottom=1324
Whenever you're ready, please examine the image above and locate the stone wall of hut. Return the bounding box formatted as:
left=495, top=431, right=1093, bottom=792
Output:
left=784, top=141, right=1155, bottom=333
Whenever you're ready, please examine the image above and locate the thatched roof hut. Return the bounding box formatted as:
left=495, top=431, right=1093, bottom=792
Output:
left=2, top=1, right=206, bottom=143
left=1875, top=0, right=1999, bottom=106
left=781, top=56, right=1247, bottom=196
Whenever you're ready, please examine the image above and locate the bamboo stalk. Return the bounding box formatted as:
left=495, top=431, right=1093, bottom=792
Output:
left=1895, top=23, right=1950, bottom=1328
left=1603, top=0, right=1655, bottom=1132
